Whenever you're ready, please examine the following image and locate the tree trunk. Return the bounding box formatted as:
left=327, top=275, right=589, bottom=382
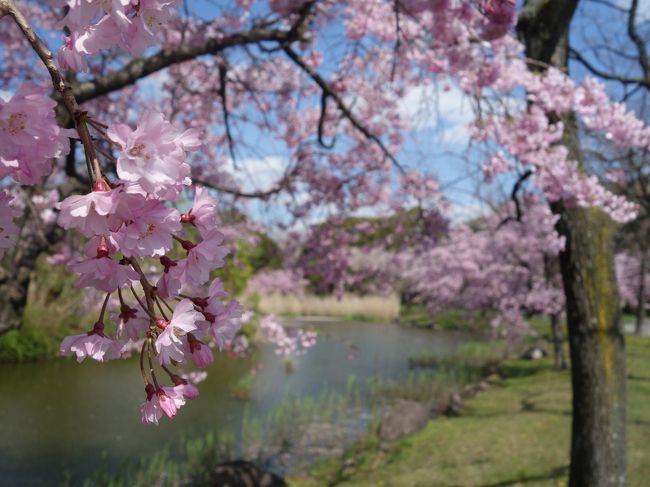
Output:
left=518, top=1, right=627, bottom=485
left=0, top=230, right=48, bottom=334
left=550, top=313, right=567, bottom=369
left=635, top=246, right=647, bottom=335
left=554, top=205, right=627, bottom=486
left=0, top=138, right=81, bottom=336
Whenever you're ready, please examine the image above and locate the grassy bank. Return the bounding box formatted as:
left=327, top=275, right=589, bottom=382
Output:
left=290, top=336, right=650, bottom=486
left=0, top=256, right=91, bottom=362
left=398, top=304, right=496, bottom=332
left=85, top=343, right=501, bottom=486
left=257, top=293, right=401, bottom=322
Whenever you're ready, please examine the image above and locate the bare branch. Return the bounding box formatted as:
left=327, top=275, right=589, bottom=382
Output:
left=74, top=2, right=320, bottom=103
left=498, top=169, right=533, bottom=227
left=1, top=0, right=102, bottom=186
left=317, top=93, right=336, bottom=149
left=193, top=164, right=299, bottom=200
left=569, top=46, right=650, bottom=88
left=627, top=0, right=650, bottom=83
left=217, top=60, right=238, bottom=167
left=282, top=44, right=405, bottom=173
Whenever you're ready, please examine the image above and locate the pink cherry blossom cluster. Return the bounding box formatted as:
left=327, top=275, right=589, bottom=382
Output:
left=0, top=82, right=75, bottom=184
left=402, top=200, right=565, bottom=337
left=469, top=49, right=646, bottom=222
left=0, top=81, right=76, bottom=260
left=56, top=0, right=182, bottom=71
left=615, top=252, right=650, bottom=311
left=258, top=314, right=317, bottom=357
left=53, top=108, right=246, bottom=424
left=245, top=269, right=308, bottom=297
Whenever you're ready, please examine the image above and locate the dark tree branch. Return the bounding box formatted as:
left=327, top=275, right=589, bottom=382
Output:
left=586, top=0, right=629, bottom=13
left=391, top=0, right=402, bottom=81
left=569, top=47, right=650, bottom=88
left=317, top=93, right=336, bottom=149
left=498, top=169, right=534, bottom=227
left=193, top=164, right=299, bottom=200
left=282, top=44, right=405, bottom=172
left=627, top=0, right=650, bottom=83
left=217, top=60, right=238, bottom=167
left=73, top=6, right=319, bottom=104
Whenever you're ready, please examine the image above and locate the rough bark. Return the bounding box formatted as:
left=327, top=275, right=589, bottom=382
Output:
left=550, top=313, right=567, bottom=369
left=0, top=154, right=81, bottom=336
left=554, top=204, right=627, bottom=486
left=635, top=244, right=647, bottom=335
left=543, top=255, right=566, bottom=369
left=0, top=215, right=64, bottom=335
left=0, top=252, right=37, bottom=335
left=518, top=1, right=628, bottom=485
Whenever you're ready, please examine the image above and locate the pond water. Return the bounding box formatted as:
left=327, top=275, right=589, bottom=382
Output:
left=0, top=320, right=469, bottom=486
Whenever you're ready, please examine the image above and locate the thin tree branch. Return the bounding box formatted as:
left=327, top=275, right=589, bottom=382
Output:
left=317, top=93, right=336, bottom=149
left=569, top=47, right=650, bottom=88
left=73, top=2, right=320, bottom=103
left=0, top=0, right=102, bottom=186
left=282, top=44, right=405, bottom=173
left=217, top=60, right=238, bottom=167
left=498, top=169, right=533, bottom=227
left=627, top=0, right=650, bottom=82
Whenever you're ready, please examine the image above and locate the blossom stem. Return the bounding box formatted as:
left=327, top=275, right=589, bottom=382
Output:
left=94, top=144, right=118, bottom=164
left=117, top=287, right=126, bottom=307
left=0, top=0, right=105, bottom=186
left=147, top=339, right=161, bottom=389
left=160, top=363, right=176, bottom=381
left=139, top=340, right=149, bottom=386
left=159, top=295, right=175, bottom=314
left=129, top=286, right=157, bottom=321
left=86, top=117, right=109, bottom=130
left=128, top=258, right=157, bottom=321
left=98, top=292, right=111, bottom=322
left=154, top=296, right=169, bottom=321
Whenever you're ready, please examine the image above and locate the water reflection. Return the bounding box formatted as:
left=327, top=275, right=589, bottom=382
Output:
left=0, top=320, right=468, bottom=485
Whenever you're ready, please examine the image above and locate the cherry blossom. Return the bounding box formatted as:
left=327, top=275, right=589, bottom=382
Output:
left=181, top=187, right=218, bottom=233
left=107, top=109, right=200, bottom=197
left=59, top=321, right=121, bottom=363
left=57, top=183, right=121, bottom=238
left=187, top=333, right=214, bottom=368
left=115, top=304, right=149, bottom=341
left=3, top=0, right=648, bottom=431
left=69, top=254, right=139, bottom=293
left=111, top=196, right=181, bottom=258
left=0, top=81, right=74, bottom=184
left=180, top=230, right=230, bottom=286
left=154, top=299, right=202, bottom=365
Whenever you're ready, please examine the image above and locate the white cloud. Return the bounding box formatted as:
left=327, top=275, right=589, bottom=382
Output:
left=397, top=83, right=474, bottom=131
left=448, top=200, right=490, bottom=224
left=0, top=90, right=13, bottom=102
left=224, top=155, right=289, bottom=193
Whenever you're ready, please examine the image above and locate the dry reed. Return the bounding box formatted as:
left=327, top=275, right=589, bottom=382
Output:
left=256, top=293, right=400, bottom=320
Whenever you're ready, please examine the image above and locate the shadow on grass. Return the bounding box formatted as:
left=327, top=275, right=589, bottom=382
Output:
left=498, top=361, right=552, bottom=379
left=480, top=465, right=568, bottom=487
left=628, top=373, right=650, bottom=382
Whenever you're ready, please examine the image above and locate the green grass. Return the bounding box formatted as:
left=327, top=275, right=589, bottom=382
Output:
left=0, top=256, right=91, bottom=362
left=409, top=341, right=506, bottom=370
left=398, top=305, right=496, bottom=332
left=0, top=307, right=85, bottom=362
left=290, top=336, right=650, bottom=487
left=85, top=432, right=235, bottom=487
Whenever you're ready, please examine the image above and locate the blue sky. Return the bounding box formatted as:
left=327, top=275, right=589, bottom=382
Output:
left=4, top=0, right=648, bottom=226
